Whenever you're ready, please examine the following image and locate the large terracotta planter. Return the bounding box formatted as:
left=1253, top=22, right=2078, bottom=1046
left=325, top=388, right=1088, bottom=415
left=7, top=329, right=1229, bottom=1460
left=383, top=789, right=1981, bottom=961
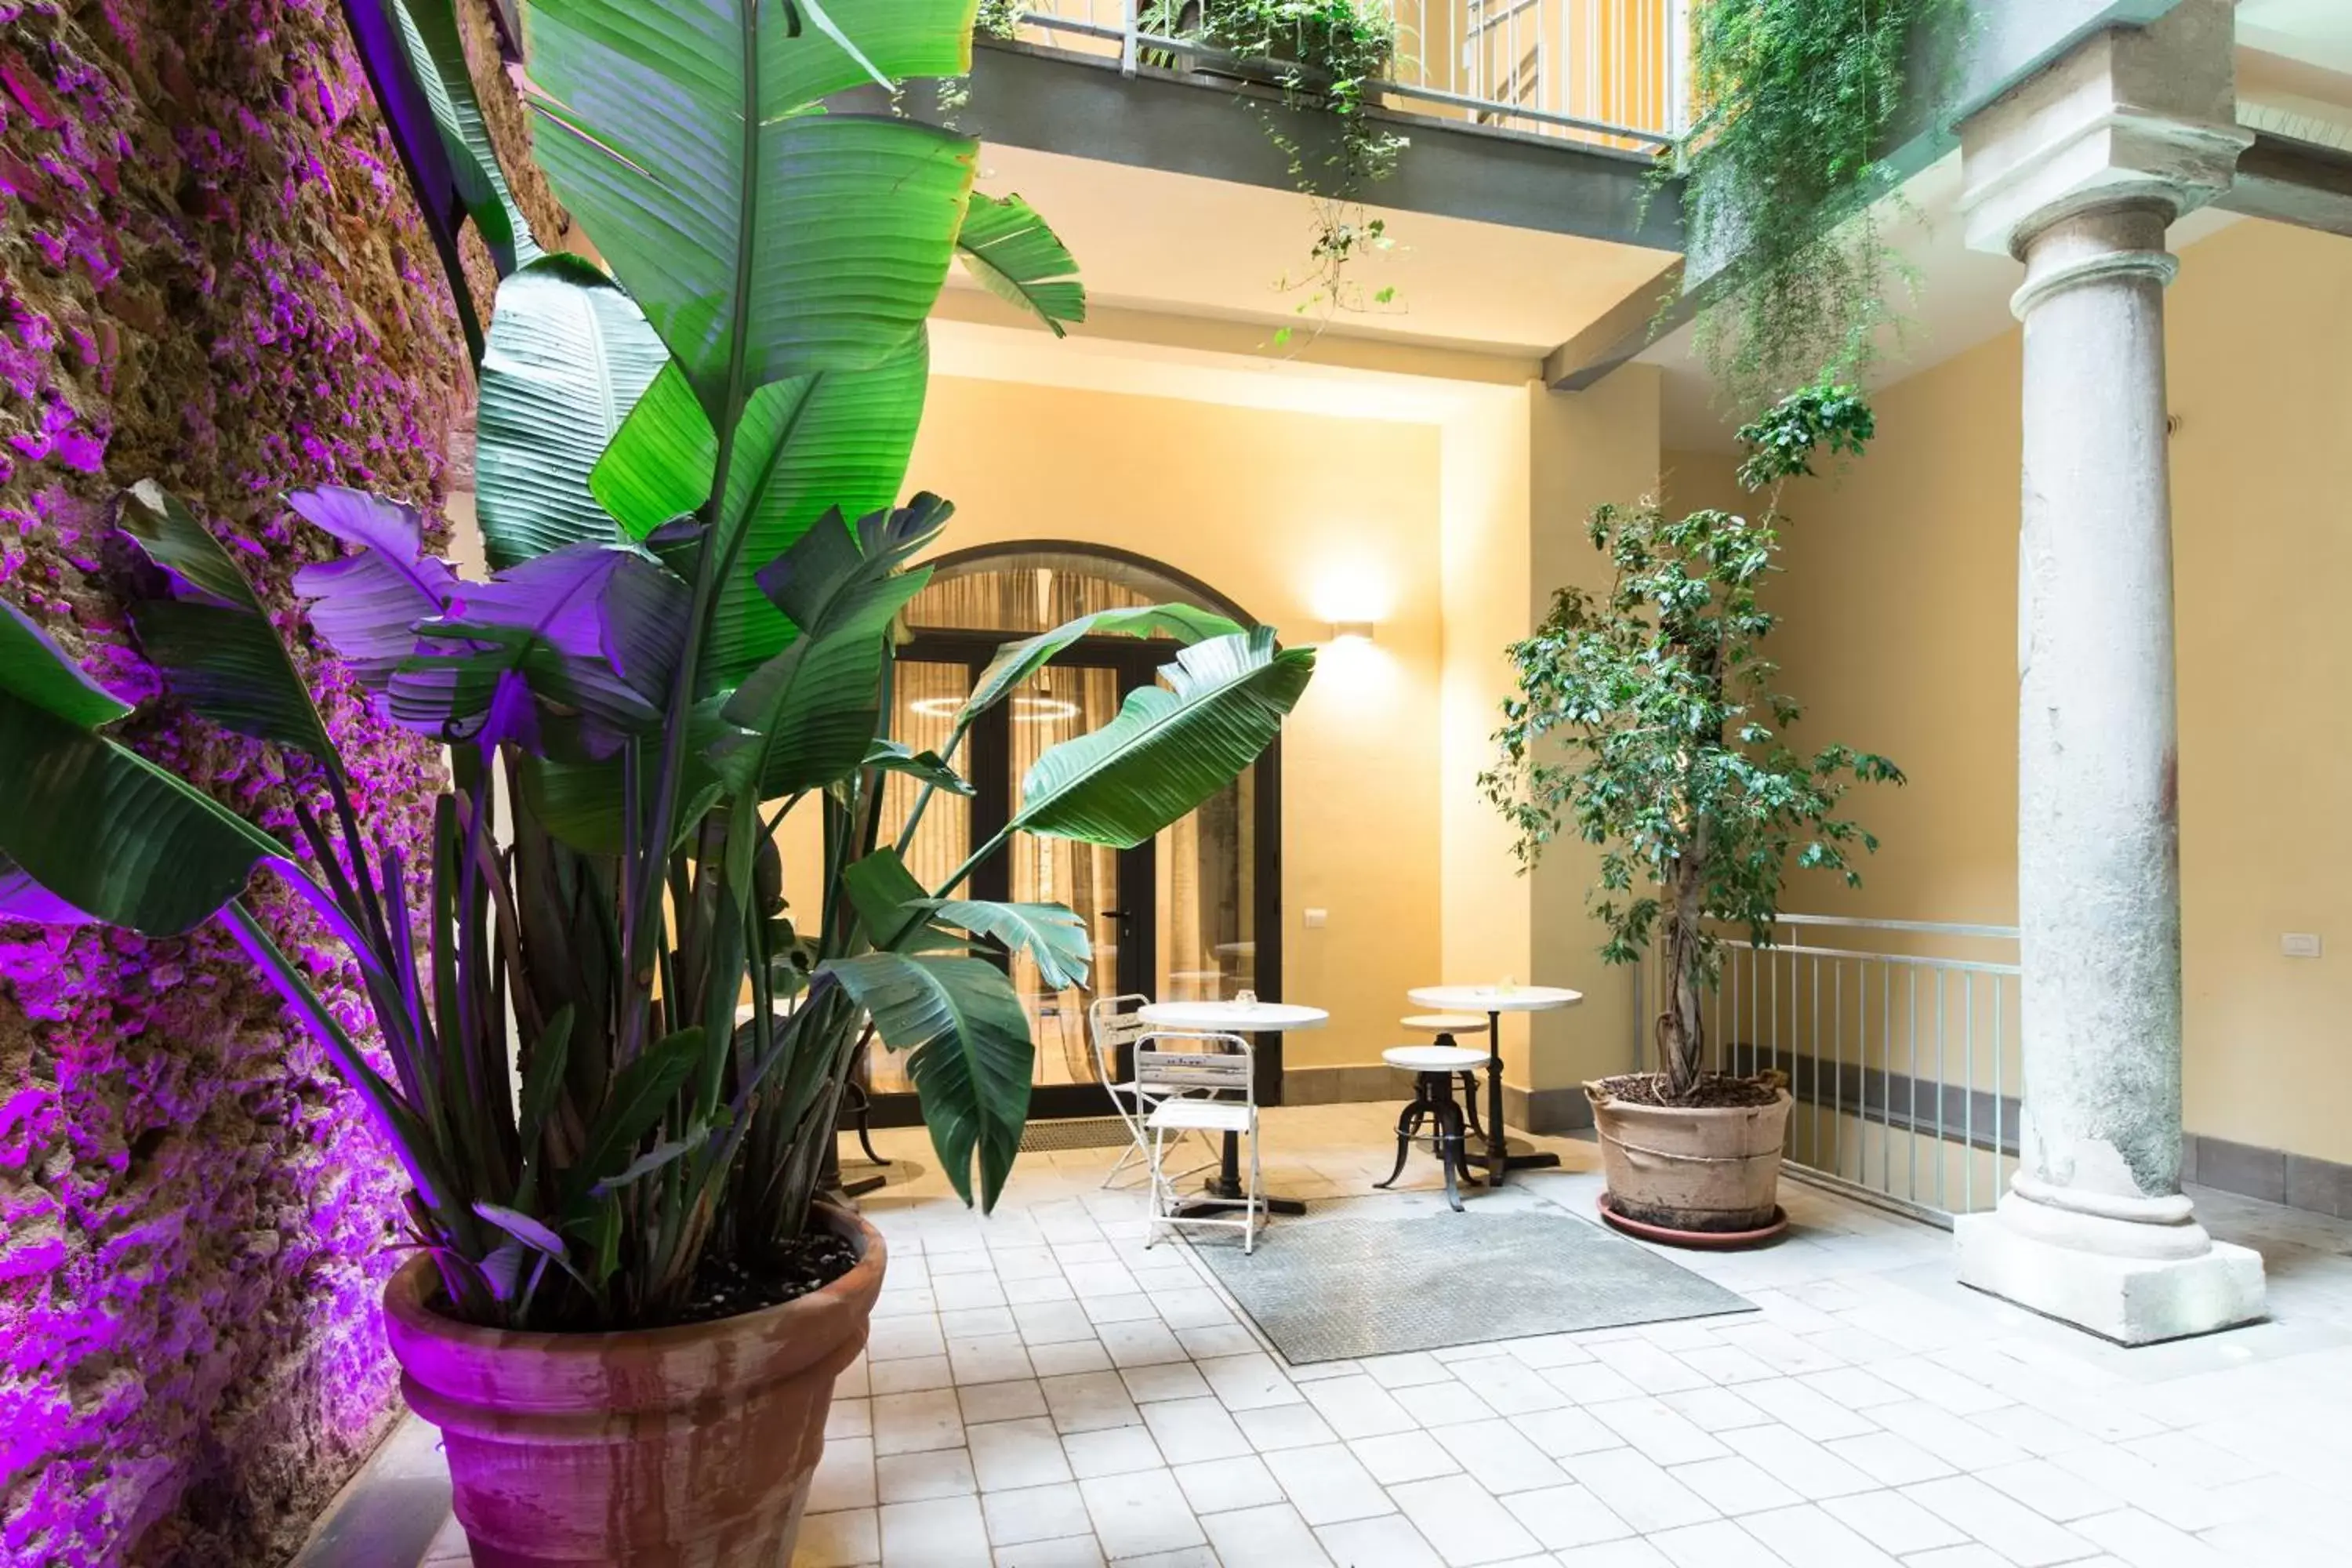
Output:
left=1586, top=1081, right=1793, bottom=1239
left=383, top=1204, right=884, bottom=1568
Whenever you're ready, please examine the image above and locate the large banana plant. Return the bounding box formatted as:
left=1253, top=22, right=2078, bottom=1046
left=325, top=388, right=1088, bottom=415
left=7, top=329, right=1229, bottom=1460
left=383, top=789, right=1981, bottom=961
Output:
left=0, top=0, right=1312, bottom=1330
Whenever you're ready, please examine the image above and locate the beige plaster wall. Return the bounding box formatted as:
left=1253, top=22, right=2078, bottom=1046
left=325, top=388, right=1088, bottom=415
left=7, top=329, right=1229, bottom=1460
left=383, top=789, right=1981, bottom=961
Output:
left=904, top=373, right=1446, bottom=1070
left=1701, top=216, right=2352, bottom=1165
left=1519, top=367, right=1662, bottom=1093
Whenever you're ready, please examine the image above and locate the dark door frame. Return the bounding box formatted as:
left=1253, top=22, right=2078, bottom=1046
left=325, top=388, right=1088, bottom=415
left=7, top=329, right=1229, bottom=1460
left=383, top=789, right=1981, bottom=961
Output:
left=862, top=547, right=1288, bottom=1125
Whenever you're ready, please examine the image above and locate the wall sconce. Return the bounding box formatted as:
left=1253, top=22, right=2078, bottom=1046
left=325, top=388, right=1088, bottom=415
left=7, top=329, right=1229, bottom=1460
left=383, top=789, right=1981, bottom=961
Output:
left=1328, top=620, right=1377, bottom=643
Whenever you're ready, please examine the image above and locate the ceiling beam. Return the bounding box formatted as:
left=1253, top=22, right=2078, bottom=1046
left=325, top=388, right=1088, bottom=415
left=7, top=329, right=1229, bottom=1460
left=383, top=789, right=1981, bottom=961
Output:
left=2216, top=129, right=2352, bottom=238
left=1542, top=266, right=1683, bottom=392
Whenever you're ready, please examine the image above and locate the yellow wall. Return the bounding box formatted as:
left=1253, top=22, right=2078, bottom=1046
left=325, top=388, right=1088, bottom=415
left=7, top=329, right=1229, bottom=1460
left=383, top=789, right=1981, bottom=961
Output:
left=1523, top=367, right=1661, bottom=1091
left=905, top=374, right=1446, bottom=1070
left=1430, top=371, right=1660, bottom=1103
left=1439, top=390, right=1537, bottom=1077
left=1737, top=216, right=2352, bottom=1165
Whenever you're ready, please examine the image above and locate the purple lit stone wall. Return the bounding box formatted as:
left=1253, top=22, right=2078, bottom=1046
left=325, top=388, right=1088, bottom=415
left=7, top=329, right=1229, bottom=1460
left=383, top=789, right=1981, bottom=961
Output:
left=0, top=2, right=556, bottom=1562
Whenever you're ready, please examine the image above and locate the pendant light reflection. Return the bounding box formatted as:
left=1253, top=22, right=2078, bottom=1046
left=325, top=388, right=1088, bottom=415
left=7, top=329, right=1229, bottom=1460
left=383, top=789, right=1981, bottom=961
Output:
left=909, top=694, right=1081, bottom=723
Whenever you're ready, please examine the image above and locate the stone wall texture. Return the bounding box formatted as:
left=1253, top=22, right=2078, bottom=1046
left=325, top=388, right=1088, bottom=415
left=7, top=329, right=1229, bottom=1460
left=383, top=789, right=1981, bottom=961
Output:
left=0, top=2, right=554, bottom=1562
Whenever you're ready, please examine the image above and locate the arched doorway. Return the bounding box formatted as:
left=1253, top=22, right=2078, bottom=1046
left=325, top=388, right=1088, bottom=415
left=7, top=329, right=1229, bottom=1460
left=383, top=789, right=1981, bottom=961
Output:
left=866, top=543, right=1285, bottom=1123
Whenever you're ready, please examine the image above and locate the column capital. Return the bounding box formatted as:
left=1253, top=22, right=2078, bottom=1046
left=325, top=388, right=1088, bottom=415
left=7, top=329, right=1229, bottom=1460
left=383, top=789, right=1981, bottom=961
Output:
left=1958, top=0, right=2252, bottom=259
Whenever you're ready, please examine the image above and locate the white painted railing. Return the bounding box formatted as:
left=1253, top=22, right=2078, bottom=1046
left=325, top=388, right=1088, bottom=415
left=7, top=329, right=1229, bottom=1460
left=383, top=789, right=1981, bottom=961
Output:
left=1638, top=914, right=2023, bottom=1226
left=989, top=1, right=1685, bottom=152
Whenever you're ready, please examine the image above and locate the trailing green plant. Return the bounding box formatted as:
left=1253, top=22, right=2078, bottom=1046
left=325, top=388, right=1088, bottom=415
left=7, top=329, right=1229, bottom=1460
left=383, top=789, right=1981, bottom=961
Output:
left=1145, top=0, right=1407, bottom=342
left=1678, top=0, right=1958, bottom=412
left=1479, top=384, right=1898, bottom=1102
left=0, top=0, right=1310, bottom=1331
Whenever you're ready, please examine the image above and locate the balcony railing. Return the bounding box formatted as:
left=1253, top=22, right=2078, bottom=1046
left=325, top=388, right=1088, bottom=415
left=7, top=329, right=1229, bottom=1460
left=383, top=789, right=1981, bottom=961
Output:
left=1638, top=913, right=2024, bottom=1227
left=992, top=1, right=1687, bottom=154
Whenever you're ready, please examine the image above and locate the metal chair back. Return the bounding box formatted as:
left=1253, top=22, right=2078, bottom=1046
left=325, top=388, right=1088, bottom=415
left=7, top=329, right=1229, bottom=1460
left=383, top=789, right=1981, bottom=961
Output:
left=1135, top=1031, right=1254, bottom=1108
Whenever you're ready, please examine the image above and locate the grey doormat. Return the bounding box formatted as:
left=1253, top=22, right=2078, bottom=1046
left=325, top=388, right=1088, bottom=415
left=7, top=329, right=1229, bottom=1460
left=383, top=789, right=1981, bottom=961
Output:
left=1188, top=1201, right=1755, bottom=1363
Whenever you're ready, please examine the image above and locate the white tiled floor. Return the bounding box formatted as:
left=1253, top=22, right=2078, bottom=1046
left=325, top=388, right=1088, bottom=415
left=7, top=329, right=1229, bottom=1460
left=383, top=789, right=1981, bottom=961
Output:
left=311, top=1102, right=2352, bottom=1568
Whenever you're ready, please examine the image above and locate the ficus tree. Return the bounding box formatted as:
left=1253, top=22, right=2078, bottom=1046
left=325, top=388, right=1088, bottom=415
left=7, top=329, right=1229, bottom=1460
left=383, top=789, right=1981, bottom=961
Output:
left=1479, top=384, right=1899, bottom=1102
left=0, top=0, right=1314, bottom=1330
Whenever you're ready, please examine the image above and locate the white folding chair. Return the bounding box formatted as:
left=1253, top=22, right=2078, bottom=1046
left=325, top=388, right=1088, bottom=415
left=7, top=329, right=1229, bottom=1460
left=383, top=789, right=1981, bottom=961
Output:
left=1089, top=993, right=1214, bottom=1190
left=1138, top=1030, right=1261, bottom=1254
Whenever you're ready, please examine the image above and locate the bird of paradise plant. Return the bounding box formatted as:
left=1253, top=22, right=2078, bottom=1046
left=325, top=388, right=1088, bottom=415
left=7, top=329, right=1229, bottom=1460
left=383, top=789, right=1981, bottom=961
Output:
left=0, top=0, right=1313, bottom=1330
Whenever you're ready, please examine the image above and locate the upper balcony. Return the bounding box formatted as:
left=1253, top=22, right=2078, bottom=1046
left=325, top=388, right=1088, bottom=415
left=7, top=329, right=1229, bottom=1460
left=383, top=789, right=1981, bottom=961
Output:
left=996, top=0, right=1690, bottom=154
left=908, top=3, right=1692, bottom=375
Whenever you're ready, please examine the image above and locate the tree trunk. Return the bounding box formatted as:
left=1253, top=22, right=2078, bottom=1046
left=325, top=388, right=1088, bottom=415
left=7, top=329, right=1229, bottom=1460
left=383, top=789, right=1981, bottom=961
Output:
left=1657, top=858, right=1708, bottom=1101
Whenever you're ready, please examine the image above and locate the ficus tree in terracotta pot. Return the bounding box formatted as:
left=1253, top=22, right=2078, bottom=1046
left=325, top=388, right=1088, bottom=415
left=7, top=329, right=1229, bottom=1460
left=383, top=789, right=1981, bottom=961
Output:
left=0, top=2, right=1312, bottom=1563
left=1480, top=384, right=1899, bottom=1243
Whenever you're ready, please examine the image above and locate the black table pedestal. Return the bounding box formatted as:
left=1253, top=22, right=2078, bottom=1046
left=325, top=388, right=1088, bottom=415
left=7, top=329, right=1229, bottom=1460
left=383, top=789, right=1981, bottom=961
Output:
left=1465, top=1008, right=1560, bottom=1188
left=1171, top=1129, right=1307, bottom=1218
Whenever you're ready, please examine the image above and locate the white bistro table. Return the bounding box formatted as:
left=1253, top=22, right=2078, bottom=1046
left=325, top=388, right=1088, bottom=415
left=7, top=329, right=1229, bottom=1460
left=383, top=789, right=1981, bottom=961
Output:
left=1138, top=999, right=1327, bottom=1217
left=1405, top=985, right=1583, bottom=1187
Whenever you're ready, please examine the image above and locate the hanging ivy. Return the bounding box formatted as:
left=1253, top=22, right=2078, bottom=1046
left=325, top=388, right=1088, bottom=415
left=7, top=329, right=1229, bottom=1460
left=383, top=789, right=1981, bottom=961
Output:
left=1679, top=0, right=1959, bottom=412
left=1145, top=0, right=1409, bottom=343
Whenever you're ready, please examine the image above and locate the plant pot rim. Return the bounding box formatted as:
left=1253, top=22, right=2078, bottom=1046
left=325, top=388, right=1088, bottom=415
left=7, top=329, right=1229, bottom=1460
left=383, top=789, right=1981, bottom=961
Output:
left=383, top=1200, right=884, bottom=1355
left=1583, top=1079, right=1794, bottom=1115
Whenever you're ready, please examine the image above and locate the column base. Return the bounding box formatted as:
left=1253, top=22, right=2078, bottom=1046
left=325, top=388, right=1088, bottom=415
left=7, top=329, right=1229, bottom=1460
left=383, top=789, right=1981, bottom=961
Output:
left=1955, top=1210, right=2265, bottom=1345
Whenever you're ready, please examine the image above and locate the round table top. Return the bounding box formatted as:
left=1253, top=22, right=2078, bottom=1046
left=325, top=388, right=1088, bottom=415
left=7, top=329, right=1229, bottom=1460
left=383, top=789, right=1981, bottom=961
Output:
left=1407, top=984, right=1584, bottom=1014
left=1401, top=1012, right=1486, bottom=1032
left=1383, top=1044, right=1487, bottom=1071
left=1140, top=999, right=1329, bottom=1033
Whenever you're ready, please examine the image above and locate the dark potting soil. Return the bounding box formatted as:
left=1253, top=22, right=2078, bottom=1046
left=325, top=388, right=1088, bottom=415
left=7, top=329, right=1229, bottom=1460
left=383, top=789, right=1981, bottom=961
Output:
left=1593, top=1072, right=1783, bottom=1109
left=659, top=1231, right=860, bottom=1327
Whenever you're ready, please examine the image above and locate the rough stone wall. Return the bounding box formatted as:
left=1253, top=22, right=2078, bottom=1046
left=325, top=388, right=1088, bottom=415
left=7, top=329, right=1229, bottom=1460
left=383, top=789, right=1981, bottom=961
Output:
left=0, top=2, right=555, bottom=1563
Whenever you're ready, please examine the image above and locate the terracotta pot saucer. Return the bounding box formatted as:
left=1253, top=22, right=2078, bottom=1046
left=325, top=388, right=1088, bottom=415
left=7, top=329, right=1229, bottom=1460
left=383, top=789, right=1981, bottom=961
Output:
left=1596, top=1190, right=1790, bottom=1248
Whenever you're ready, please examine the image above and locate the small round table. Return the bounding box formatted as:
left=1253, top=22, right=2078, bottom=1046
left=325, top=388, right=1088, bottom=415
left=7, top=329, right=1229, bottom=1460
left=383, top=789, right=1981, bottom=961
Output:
left=1138, top=999, right=1327, bottom=1217
left=1405, top=985, right=1584, bottom=1188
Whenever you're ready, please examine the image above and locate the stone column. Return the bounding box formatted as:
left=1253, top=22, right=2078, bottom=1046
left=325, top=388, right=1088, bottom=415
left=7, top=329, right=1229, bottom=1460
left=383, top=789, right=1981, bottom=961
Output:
left=1951, top=0, right=2265, bottom=1344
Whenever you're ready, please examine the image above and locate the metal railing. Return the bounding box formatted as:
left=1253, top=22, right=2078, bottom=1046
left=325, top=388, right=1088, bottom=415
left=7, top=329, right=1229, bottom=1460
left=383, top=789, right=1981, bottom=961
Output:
left=1637, top=913, right=2022, bottom=1227
left=992, top=1, right=1686, bottom=153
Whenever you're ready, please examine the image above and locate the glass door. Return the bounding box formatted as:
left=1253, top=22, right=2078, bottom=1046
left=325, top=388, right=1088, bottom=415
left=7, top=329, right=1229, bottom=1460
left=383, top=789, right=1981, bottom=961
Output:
left=868, top=630, right=1273, bottom=1120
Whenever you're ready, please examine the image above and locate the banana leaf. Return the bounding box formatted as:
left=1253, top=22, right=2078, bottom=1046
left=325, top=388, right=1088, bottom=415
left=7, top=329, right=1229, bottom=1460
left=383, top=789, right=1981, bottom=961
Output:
left=1007, top=625, right=1317, bottom=851
left=289, top=487, right=461, bottom=693
left=118, top=482, right=336, bottom=764
left=521, top=699, right=739, bottom=855
left=934, top=900, right=1091, bottom=990
left=826, top=951, right=1033, bottom=1208
left=960, top=604, right=1243, bottom=735
left=520, top=0, right=978, bottom=414
left=390, top=0, right=543, bottom=274
left=594, top=325, right=935, bottom=691
left=720, top=497, right=949, bottom=797
left=390, top=544, right=688, bottom=756
left=0, top=591, right=132, bottom=730
left=0, top=601, right=297, bottom=935
left=0, top=851, right=93, bottom=925
left=474, top=256, right=671, bottom=569
left=864, top=739, right=972, bottom=796
left=956, top=191, right=1086, bottom=336
left=1010, top=629, right=1315, bottom=848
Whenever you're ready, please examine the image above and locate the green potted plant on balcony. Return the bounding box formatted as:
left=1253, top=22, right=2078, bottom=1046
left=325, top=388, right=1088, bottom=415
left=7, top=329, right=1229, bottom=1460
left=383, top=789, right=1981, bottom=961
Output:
left=1143, top=0, right=1408, bottom=339
left=1481, top=385, right=1898, bottom=1243
left=0, top=2, right=1312, bottom=1562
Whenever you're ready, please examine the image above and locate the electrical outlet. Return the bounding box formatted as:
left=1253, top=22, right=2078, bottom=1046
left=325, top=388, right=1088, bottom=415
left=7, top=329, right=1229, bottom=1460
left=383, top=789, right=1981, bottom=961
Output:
left=2281, top=932, right=2322, bottom=959
left=1302, top=908, right=1328, bottom=929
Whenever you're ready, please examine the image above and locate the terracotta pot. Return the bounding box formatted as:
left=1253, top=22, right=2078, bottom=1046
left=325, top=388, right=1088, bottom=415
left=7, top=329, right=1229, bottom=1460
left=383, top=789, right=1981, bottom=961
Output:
left=383, top=1204, right=884, bottom=1568
left=1585, top=1082, right=1793, bottom=1235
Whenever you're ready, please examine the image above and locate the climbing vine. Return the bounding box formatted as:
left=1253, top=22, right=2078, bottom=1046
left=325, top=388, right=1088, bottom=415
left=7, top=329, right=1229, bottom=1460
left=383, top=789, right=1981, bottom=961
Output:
left=1145, top=0, right=1407, bottom=343
left=1679, top=0, right=1958, bottom=412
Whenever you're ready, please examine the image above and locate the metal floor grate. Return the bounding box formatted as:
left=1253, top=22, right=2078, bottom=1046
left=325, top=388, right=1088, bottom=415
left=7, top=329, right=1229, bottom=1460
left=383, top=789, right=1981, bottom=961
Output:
left=1018, top=1116, right=1135, bottom=1153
